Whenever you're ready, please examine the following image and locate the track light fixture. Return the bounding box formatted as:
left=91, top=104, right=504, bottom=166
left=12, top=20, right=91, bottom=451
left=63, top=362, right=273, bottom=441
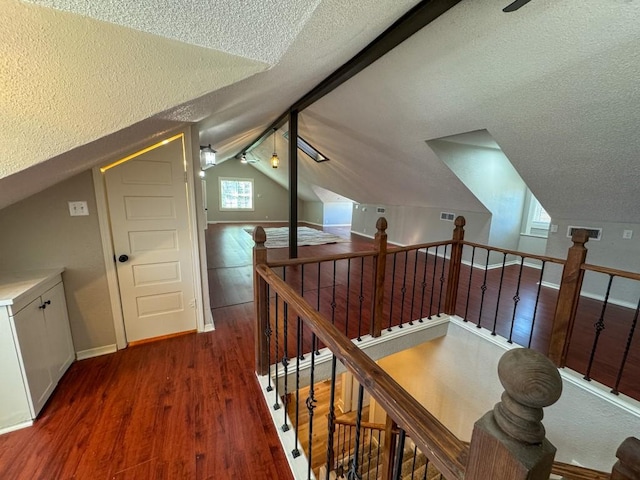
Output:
left=240, top=153, right=248, bottom=164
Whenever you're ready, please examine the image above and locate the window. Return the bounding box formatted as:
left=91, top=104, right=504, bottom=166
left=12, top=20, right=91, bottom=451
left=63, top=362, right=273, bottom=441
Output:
left=219, top=177, right=254, bottom=211
left=523, top=192, right=550, bottom=236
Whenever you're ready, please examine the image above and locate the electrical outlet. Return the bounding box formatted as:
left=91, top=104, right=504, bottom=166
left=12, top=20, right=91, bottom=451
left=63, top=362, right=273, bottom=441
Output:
left=623, top=230, right=633, bottom=239
left=68, top=201, right=89, bottom=216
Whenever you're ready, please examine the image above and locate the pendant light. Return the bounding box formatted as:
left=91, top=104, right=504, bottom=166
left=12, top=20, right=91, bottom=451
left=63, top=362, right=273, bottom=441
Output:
left=200, top=144, right=216, bottom=168
left=270, top=129, right=279, bottom=168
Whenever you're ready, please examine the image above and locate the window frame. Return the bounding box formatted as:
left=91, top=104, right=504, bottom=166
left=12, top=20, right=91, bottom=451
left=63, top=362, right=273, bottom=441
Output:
left=218, top=177, right=255, bottom=212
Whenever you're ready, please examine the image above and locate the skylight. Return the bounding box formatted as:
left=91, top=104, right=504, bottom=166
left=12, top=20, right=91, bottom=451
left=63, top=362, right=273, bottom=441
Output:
left=283, top=132, right=330, bottom=163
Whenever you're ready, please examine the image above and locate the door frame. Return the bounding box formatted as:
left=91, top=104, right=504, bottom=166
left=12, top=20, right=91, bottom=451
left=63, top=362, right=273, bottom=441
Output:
left=93, top=127, right=206, bottom=349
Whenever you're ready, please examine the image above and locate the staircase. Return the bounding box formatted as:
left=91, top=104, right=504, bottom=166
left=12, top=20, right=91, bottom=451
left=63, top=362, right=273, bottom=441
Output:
left=321, top=437, right=443, bottom=480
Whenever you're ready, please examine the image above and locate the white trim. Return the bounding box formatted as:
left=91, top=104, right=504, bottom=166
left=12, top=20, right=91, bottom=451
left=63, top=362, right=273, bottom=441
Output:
left=76, top=344, right=118, bottom=360
left=541, top=281, right=638, bottom=310
left=304, top=221, right=352, bottom=228
left=183, top=131, right=206, bottom=334
left=204, top=322, right=215, bottom=332
left=450, top=315, right=640, bottom=418
left=93, top=167, right=127, bottom=350
left=208, top=220, right=289, bottom=224
left=0, top=420, right=33, bottom=435
left=218, top=177, right=255, bottom=212
left=256, top=373, right=316, bottom=480
left=461, top=258, right=521, bottom=270
left=94, top=127, right=205, bottom=345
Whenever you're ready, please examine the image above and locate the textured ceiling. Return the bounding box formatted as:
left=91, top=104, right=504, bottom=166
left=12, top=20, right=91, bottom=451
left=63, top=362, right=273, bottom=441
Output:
left=22, top=0, right=322, bottom=64
left=3, top=0, right=640, bottom=226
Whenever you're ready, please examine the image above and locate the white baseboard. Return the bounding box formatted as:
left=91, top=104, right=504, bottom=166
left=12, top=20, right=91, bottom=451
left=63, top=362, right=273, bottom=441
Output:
left=203, top=323, right=215, bottom=332
left=208, top=220, right=288, bottom=224
left=76, top=344, right=118, bottom=360
left=0, top=420, right=33, bottom=435
left=541, top=281, right=638, bottom=309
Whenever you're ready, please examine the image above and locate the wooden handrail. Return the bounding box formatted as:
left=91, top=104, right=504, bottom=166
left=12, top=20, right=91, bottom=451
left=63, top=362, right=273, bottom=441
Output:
left=386, top=240, right=454, bottom=255
left=552, top=461, right=610, bottom=480
left=462, top=241, right=566, bottom=265
left=256, top=263, right=468, bottom=479
left=582, top=263, right=640, bottom=282
left=332, top=417, right=387, bottom=432
left=266, top=249, right=376, bottom=268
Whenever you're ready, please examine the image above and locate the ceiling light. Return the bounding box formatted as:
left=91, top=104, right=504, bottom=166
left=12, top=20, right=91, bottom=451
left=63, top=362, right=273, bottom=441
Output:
left=200, top=144, right=216, bottom=168
left=198, top=170, right=206, bottom=178
left=270, top=129, right=279, bottom=169
left=240, top=153, right=248, bottom=164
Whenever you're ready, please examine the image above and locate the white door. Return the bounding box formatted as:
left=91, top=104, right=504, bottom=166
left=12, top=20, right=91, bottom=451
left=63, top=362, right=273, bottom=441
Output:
left=104, top=137, right=197, bottom=343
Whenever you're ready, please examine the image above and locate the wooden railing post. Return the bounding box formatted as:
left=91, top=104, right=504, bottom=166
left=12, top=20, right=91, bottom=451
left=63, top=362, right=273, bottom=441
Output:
left=381, top=414, right=398, bottom=480
left=253, top=226, right=270, bottom=376
left=466, top=348, right=563, bottom=480
left=371, top=217, right=388, bottom=338
left=548, top=229, right=589, bottom=366
left=612, top=437, right=640, bottom=480
left=444, top=216, right=466, bottom=315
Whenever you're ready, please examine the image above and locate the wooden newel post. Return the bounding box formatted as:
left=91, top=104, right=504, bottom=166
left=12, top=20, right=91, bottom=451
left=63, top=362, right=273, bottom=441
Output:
left=611, top=437, right=640, bottom=480
left=444, top=216, right=466, bottom=315
left=371, top=217, right=388, bottom=338
left=466, top=348, right=563, bottom=480
left=548, top=229, right=589, bottom=366
left=253, top=226, right=270, bottom=376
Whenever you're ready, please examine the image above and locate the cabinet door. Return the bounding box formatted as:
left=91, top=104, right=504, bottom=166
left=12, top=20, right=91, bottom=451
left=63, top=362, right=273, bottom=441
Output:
left=43, top=283, right=75, bottom=383
left=12, top=298, right=54, bottom=417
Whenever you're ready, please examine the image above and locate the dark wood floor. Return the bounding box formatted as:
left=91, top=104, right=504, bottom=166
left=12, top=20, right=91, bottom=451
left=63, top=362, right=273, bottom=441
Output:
left=2, top=223, right=638, bottom=479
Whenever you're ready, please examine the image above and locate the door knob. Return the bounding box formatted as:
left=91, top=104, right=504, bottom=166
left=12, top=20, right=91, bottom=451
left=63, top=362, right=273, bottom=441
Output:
left=118, top=254, right=129, bottom=263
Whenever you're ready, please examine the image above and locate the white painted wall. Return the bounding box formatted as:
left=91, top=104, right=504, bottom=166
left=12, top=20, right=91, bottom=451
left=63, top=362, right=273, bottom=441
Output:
left=428, top=140, right=527, bottom=252
left=376, top=317, right=640, bottom=472
left=350, top=203, right=491, bottom=247
left=545, top=218, right=640, bottom=306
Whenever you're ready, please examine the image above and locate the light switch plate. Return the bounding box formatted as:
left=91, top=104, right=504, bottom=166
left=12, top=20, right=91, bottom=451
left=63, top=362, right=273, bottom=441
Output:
left=623, top=230, right=633, bottom=239
left=68, top=201, right=89, bottom=216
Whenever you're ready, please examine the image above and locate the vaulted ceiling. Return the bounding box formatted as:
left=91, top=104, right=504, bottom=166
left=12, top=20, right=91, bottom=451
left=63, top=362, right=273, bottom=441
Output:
left=2, top=0, right=640, bottom=224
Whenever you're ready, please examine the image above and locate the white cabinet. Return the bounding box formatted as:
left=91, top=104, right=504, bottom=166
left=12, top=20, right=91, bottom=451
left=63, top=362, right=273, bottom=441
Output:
left=0, top=270, right=75, bottom=434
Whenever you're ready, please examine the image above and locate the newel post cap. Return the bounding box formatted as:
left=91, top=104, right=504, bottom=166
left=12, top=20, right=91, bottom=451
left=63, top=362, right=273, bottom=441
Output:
left=494, top=348, right=562, bottom=444
left=253, top=226, right=267, bottom=246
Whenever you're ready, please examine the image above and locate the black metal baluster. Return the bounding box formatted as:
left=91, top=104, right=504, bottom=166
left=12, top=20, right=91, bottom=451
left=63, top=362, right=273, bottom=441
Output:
left=409, top=249, right=419, bottom=325
left=346, top=425, right=353, bottom=476
left=306, top=334, right=318, bottom=480
left=375, top=429, right=382, bottom=479
left=325, top=355, right=338, bottom=480
left=464, top=246, right=476, bottom=322
left=358, top=257, right=365, bottom=340
left=410, top=445, right=417, bottom=479
left=419, top=247, right=429, bottom=322
left=316, top=263, right=322, bottom=354
left=477, top=249, right=490, bottom=328
left=389, top=253, right=398, bottom=330
left=422, top=457, right=429, bottom=480
left=585, top=274, right=615, bottom=381
left=366, top=428, right=373, bottom=479
left=428, top=246, right=439, bottom=319
left=612, top=296, right=640, bottom=395
left=508, top=257, right=525, bottom=344
left=345, top=259, right=352, bottom=337
left=491, top=252, right=507, bottom=336
left=528, top=261, right=546, bottom=348
left=272, top=289, right=280, bottom=408
left=282, top=301, right=290, bottom=431
left=331, top=260, right=337, bottom=325
left=347, top=384, right=365, bottom=480
left=300, top=265, right=305, bottom=359
left=437, top=244, right=448, bottom=317
left=392, top=429, right=406, bottom=480
left=340, top=424, right=347, bottom=475
left=266, top=287, right=273, bottom=392
left=292, top=316, right=302, bottom=458
left=399, top=251, right=409, bottom=327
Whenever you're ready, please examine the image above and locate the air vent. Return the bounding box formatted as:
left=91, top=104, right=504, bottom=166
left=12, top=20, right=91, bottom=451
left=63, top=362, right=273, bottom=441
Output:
left=567, top=226, right=602, bottom=241
left=376, top=207, right=386, bottom=214
left=440, top=212, right=455, bottom=222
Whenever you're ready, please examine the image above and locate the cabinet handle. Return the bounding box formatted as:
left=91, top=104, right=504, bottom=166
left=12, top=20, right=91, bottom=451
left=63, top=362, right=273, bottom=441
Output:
left=39, top=300, right=51, bottom=310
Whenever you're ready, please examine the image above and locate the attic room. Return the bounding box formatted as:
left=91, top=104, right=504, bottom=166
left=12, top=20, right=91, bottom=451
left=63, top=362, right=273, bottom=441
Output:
left=1, top=0, right=640, bottom=478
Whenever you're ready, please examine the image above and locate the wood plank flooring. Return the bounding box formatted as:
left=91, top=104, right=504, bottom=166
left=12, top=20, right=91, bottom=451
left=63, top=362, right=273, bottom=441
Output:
left=1, top=222, right=638, bottom=480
